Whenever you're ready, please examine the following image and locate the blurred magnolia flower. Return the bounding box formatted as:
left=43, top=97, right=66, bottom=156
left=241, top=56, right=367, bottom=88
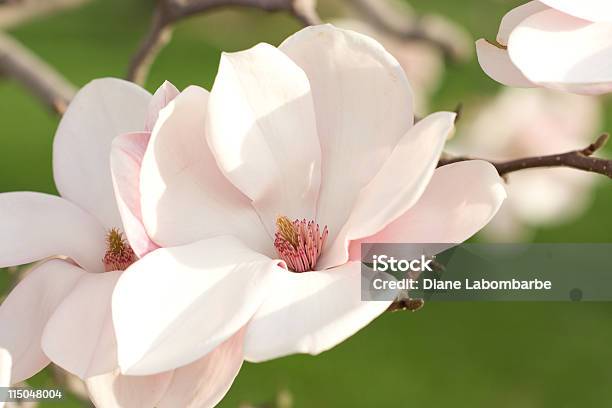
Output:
left=476, top=1, right=612, bottom=94
left=331, top=0, right=472, bottom=114
left=111, top=24, right=506, bottom=377
left=451, top=88, right=602, bottom=240
left=0, top=79, right=244, bottom=407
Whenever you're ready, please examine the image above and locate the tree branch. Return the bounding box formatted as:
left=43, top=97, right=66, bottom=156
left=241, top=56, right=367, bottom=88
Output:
left=438, top=134, right=612, bottom=179
left=0, top=32, right=75, bottom=114
left=127, top=0, right=321, bottom=85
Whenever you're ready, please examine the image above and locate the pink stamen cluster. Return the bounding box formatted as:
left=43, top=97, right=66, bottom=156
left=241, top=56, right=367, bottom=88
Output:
left=274, top=216, right=328, bottom=272
left=103, top=228, right=137, bottom=272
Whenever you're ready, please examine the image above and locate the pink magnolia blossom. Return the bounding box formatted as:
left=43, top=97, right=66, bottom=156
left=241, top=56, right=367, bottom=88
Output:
left=0, top=79, right=244, bottom=407
left=476, top=0, right=612, bottom=94
left=451, top=88, right=602, bottom=240
left=110, top=24, right=506, bottom=377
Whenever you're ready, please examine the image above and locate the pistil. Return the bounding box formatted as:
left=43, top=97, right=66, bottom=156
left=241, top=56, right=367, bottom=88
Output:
left=274, top=216, right=328, bottom=272
left=103, top=228, right=137, bottom=272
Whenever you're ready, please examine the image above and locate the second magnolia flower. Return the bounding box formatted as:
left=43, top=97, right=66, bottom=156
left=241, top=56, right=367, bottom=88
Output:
left=110, top=23, right=506, bottom=376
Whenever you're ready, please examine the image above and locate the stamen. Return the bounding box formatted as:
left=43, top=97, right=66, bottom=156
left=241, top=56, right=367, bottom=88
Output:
left=274, top=216, right=328, bottom=272
left=103, top=228, right=137, bottom=272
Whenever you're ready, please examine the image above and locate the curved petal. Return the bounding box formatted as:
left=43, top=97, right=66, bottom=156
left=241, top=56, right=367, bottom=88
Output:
left=158, top=329, right=245, bottom=408
left=244, top=262, right=396, bottom=362
left=54, top=78, right=151, bottom=229
left=0, top=259, right=86, bottom=384
left=475, top=39, right=535, bottom=87
left=111, top=132, right=159, bottom=258
left=42, top=271, right=122, bottom=379
left=280, top=24, right=414, bottom=246
left=348, top=160, right=506, bottom=260
left=318, top=112, right=455, bottom=270
left=497, top=1, right=550, bottom=45
left=0, top=192, right=105, bottom=272
left=0, top=348, right=10, bottom=386
left=508, top=9, right=612, bottom=94
left=86, top=369, right=172, bottom=408
left=112, top=235, right=282, bottom=375
left=0, top=348, right=8, bottom=408
left=207, top=43, right=320, bottom=233
left=539, top=0, right=612, bottom=22
left=145, top=81, right=180, bottom=132
left=140, top=86, right=269, bottom=255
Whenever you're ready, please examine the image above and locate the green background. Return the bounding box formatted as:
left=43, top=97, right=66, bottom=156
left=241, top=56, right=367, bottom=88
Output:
left=1, top=0, right=612, bottom=406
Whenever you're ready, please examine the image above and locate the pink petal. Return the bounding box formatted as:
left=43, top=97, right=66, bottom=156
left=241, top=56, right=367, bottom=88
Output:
left=53, top=78, right=151, bottom=229
left=0, top=192, right=106, bottom=272
left=206, top=43, right=321, bottom=233
left=508, top=9, right=612, bottom=94
left=42, top=271, right=122, bottom=379
left=158, top=329, right=245, bottom=408
left=145, top=81, right=180, bottom=132
left=539, top=0, right=612, bottom=22
left=244, top=262, right=395, bottom=362
left=318, top=112, right=456, bottom=270
left=497, top=1, right=550, bottom=45
left=0, top=348, right=8, bottom=408
left=0, top=259, right=86, bottom=383
left=110, top=131, right=159, bottom=258
left=475, top=39, right=535, bottom=87
left=348, top=160, right=506, bottom=260
left=139, top=85, right=269, bottom=255
left=86, top=369, right=172, bottom=408
left=280, top=25, right=414, bottom=247
left=112, top=235, right=282, bottom=375
left=0, top=348, right=10, bottom=386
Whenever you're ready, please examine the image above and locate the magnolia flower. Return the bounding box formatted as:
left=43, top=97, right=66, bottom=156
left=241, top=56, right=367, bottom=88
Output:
left=451, top=88, right=601, bottom=240
left=476, top=0, right=612, bottom=94
left=0, top=79, right=244, bottom=407
left=110, top=24, right=506, bottom=378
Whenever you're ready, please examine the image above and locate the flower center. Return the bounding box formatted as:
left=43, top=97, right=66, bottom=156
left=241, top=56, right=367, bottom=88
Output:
left=274, top=216, right=328, bottom=272
left=103, top=228, right=137, bottom=272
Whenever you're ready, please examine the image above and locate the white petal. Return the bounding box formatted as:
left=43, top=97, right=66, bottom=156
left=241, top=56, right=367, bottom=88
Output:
left=244, top=262, right=395, bottom=362
left=475, top=39, right=535, bottom=87
left=86, top=369, right=172, bottom=408
left=112, top=235, right=282, bottom=375
left=318, top=112, right=455, bottom=270
left=158, top=329, right=245, bottom=408
left=111, top=131, right=159, bottom=258
left=0, top=192, right=106, bottom=272
left=0, top=259, right=86, bottom=383
left=508, top=9, right=612, bottom=94
left=348, top=160, right=506, bottom=255
left=145, top=81, right=180, bottom=132
left=140, top=86, right=270, bottom=255
left=0, top=348, right=9, bottom=408
left=207, top=43, right=320, bottom=232
left=497, top=1, right=550, bottom=45
left=280, top=24, right=414, bottom=246
left=42, top=271, right=121, bottom=379
left=539, top=0, right=612, bottom=22
left=54, top=78, right=151, bottom=228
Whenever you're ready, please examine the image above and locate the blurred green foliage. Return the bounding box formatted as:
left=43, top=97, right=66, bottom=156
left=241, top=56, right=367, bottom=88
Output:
left=1, top=0, right=612, bottom=407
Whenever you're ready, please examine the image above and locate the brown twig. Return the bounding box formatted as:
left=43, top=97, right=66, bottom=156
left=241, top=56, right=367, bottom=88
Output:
left=438, top=134, right=612, bottom=179
left=127, top=0, right=321, bottom=85
left=0, top=0, right=90, bottom=30
left=0, top=32, right=75, bottom=114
